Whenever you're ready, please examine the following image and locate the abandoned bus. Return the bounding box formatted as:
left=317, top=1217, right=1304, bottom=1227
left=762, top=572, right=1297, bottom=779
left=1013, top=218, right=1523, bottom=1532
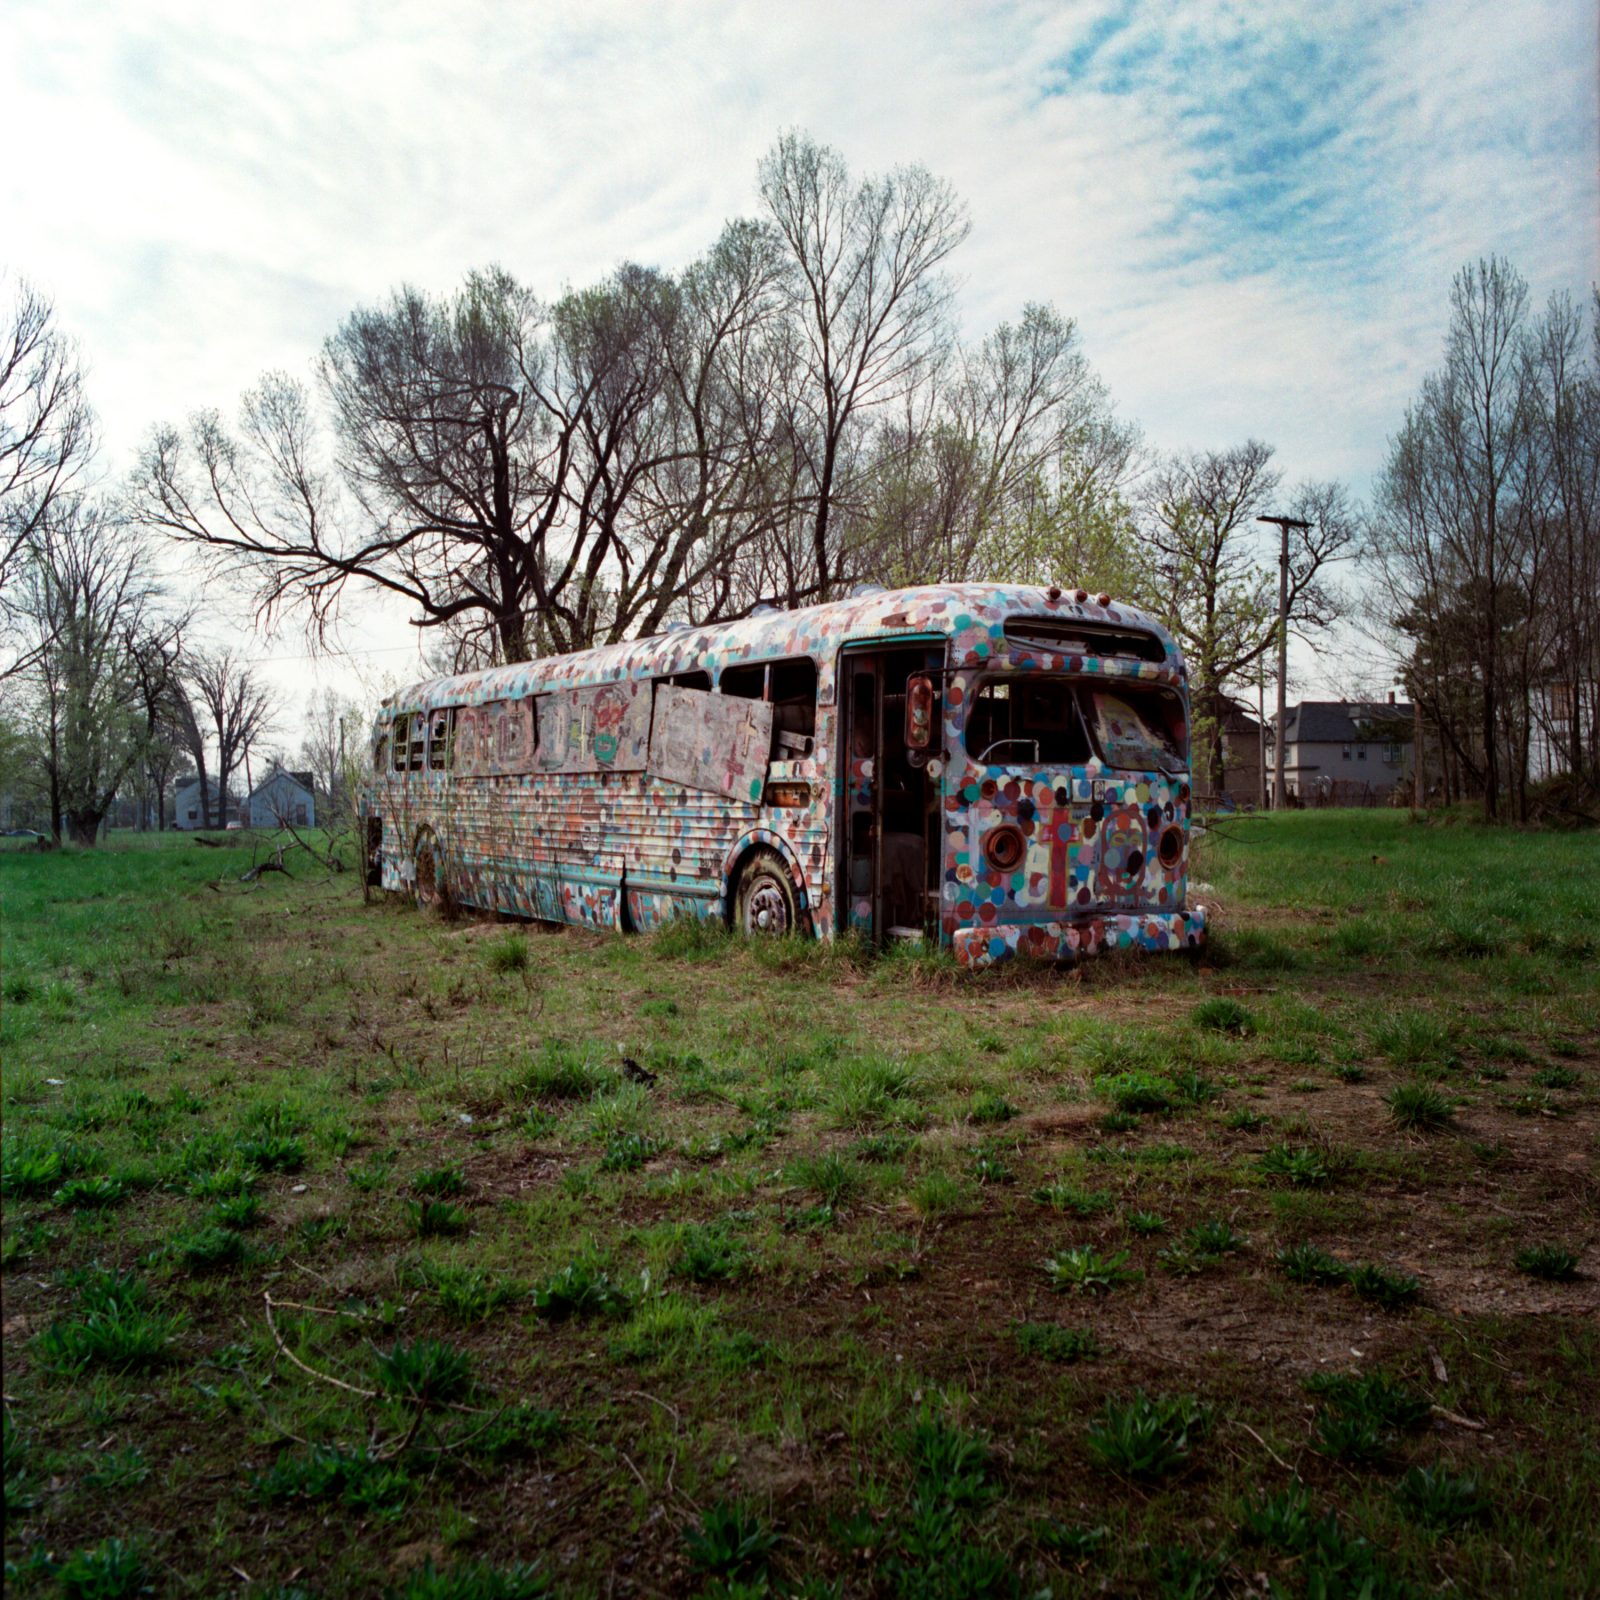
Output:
left=363, top=584, right=1207, bottom=969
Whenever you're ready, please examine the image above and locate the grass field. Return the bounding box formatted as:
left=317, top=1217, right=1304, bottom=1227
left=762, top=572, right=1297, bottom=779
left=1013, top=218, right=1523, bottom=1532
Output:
left=2, top=812, right=1597, bottom=1598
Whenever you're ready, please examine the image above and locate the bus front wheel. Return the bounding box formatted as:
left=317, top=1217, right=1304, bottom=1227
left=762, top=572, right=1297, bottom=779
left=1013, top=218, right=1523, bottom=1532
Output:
left=735, top=849, right=804, bottom=938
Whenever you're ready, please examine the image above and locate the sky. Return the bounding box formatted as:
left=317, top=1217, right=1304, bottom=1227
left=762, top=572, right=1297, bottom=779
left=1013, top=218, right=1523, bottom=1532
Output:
left=3, top=0, right=1596, bottom=730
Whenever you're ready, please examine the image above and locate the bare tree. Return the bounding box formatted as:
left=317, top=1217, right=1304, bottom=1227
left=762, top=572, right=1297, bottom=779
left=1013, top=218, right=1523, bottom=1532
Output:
left=1370, top=258, right=1545, bottom=821
left=1, top=279, right=97, bottom=649
left=185, top=651, right=276, bottom=826
left=1143, top=443, right=1355, bottom=791
left=11, top=503, right=181, bottom=844
left=758, top=131, right=969, bottom=600
left=856, top=303, right=1141, bottom=588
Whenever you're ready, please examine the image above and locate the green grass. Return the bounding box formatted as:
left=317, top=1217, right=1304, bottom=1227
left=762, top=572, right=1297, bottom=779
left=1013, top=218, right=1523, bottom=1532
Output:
left=1, top=817, right=1595, bottom=1596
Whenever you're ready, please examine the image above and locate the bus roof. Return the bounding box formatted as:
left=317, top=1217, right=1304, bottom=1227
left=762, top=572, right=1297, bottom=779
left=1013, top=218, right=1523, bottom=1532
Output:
left=384, top=583, right=1183, bottom=712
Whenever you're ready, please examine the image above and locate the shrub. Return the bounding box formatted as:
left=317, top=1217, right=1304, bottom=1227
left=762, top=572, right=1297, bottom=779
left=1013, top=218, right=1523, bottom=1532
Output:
left=1012, top=1322, right=1099, bottom=1362
left=1044, top=1245, right=1139, bottom=1294
left=1384, top=1082, right=1454, bottom=1131
left=35, top=1269, right=184, bottom=1373
left=1346, top=1262, right=1422, bottom=1309
left=412, top=1165, right=466, bottom=1198
left=1031, top=1181, right=1113, bottom=1216
left=1396, top=1464, right=1482, bottom=1528
left=1514, top=1243, right=1580, bottom=1281
left=1085, top=1391, right=1209, bottom=1479
left=683, top=1501, right=777, bottom=1577
left=484, top=933, right=530, bottom=973
left=54, top=1537, right=147, bottom=1600
left=674, top=1222, right=748, bottom=1283
left=1191, top=997, right=1253, bottom=1035
left=531, top=1259, right=633, bottom=1321
left=1276, top=1243, right=1349, bottom=1286
left=390, top=1560, right=550, bottom=1600
left=1258, top=1144, right=1332, bottom=1187
left=1099, top=1072, right=1175, bottom=1114
left=374, top=1338, right=473, bottom=1406
left=176, top=1225, right=251, bottom=1272
left=55, top=1176, right=128, bottom=1209
left=406, top=1199, right=469, bottom=1238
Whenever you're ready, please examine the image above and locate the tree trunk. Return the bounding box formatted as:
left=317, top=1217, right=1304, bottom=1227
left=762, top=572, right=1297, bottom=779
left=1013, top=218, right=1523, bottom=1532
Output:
left=66, top=810, right=103, bottom=847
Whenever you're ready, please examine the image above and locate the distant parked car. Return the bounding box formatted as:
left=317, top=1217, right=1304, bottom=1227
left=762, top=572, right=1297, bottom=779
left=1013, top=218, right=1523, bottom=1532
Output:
left=225, top=820, right=243, bottom=831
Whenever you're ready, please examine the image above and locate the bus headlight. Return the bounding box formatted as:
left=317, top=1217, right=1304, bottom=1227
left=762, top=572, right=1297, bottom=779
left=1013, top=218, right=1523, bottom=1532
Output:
left=1157, top=824, right=1184, bottom=869
left=984, top=825, right=1026, bottom=872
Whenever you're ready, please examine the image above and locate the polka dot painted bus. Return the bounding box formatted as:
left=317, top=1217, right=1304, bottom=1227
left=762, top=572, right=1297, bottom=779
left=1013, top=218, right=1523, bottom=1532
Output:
left=361, top=583, right=1208, bottom=970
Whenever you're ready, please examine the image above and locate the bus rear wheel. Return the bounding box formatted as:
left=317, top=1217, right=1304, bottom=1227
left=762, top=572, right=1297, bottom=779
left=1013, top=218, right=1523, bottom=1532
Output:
left=412, top=827, right=450, bottom=913
left=735, top=849, right=804, bottom=938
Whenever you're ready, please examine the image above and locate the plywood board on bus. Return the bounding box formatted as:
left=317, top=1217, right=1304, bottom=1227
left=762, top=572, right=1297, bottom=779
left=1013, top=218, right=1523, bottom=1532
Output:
left=648, top=685, right=773, bottom=803
left=537, top=681, right=652, bottom=775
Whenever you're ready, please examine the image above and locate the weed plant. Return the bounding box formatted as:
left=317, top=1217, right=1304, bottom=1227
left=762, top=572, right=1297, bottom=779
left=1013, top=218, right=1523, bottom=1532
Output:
left=1044, top=1245, right=1139, bottom=1293
left=1085, top=1391, right=1209, bottom=1479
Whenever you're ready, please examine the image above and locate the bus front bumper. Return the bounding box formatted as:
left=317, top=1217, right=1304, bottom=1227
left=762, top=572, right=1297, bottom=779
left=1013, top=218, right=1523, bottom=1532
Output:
left=951, top=908, right=1207, bottom=970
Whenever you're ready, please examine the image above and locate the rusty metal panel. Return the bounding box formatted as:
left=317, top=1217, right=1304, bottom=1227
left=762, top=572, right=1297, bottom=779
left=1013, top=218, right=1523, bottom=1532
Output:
left=648, top=685, right=773, bottom=802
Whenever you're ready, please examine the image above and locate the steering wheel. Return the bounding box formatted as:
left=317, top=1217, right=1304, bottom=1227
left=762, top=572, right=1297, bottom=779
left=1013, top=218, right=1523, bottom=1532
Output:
left=977, top=738, right=1041, bottom=765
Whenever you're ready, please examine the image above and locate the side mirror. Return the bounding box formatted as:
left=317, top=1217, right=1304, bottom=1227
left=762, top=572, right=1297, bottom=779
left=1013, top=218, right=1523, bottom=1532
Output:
left=905, top=674, right=935, bottom=751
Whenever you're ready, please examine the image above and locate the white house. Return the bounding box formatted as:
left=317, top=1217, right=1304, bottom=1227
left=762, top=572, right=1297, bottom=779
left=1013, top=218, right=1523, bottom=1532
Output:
left=1275, top=698, right=1415, bottom=805
left=172, top=778, right=222, bottom=829
left=247, top=768, right=316, bottom=829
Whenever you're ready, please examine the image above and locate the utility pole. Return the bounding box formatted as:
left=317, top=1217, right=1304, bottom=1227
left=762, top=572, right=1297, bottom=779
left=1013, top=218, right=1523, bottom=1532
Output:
left=1257, top=515, right=1311, bottom=811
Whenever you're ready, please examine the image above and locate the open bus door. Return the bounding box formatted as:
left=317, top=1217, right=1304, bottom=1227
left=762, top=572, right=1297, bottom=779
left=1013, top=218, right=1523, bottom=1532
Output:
left=839, top=645, right=944, bottom=944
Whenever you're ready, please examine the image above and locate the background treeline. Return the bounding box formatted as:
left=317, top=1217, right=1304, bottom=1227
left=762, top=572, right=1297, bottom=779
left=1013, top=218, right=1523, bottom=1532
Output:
left=2, top=134, right=1596, bottom=839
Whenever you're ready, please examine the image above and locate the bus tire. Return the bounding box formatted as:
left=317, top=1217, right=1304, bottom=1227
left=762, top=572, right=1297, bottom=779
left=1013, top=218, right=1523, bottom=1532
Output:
left=412, top=826, right=451, bottom=915
left=734, top=848, right=805, bottom=938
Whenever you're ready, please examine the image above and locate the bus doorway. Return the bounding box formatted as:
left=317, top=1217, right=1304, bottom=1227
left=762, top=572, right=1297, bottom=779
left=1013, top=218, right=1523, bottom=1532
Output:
left=839, top=646, right=943, bottom=943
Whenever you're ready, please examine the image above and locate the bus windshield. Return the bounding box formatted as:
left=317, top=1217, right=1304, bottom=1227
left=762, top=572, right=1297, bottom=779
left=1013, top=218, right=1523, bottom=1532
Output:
left=1088, top=686, right=1185, bottom=772
left=962, top=678, right=1092, bottom=766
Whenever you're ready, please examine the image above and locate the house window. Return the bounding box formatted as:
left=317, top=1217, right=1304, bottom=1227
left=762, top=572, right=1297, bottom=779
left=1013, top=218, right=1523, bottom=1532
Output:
left=1384, top=742, right=1401, bottom=765
left=1341, top=744, right=1351, bottom=761
left=1356, top=744, right=1367, bottom=761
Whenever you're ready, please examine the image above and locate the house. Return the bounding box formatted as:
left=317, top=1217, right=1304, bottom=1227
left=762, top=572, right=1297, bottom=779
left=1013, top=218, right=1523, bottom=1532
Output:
left=247, top=767, right=316, bottom=829
left=1275, top=697, right=1415, bottom=806
left=1216, top=696, right=1265, bottom=805
left=172, top=780, right=242, bottom=829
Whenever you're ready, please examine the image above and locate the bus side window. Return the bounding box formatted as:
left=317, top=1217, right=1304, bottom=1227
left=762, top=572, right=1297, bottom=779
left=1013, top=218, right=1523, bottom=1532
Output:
left=427, top=709, right=454, bottom=770
left=719, top=663, right=766, bottom=700
left=394, top=714, right=426, bottom=772
left=720, top=658, right=816, bottom=759
left=769, top=658, right=817, bottom=756
left=665, top=670, right=710, bottom=691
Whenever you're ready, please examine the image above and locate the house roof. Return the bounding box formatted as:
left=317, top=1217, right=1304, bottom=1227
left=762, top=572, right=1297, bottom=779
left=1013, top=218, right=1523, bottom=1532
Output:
left=247, top=769, right=315, bottom=799
left=1282, top=701, right=1413, bottom=744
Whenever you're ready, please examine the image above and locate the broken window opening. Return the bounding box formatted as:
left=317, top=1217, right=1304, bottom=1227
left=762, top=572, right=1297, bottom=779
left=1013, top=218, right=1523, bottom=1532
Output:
left=428, top=708, right=454, bottom=770
left=393, top=713, right=426, bottom=772
left=965, top=679, right=1092, bottom=766
left=720, top=657, right=818, bottom=760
